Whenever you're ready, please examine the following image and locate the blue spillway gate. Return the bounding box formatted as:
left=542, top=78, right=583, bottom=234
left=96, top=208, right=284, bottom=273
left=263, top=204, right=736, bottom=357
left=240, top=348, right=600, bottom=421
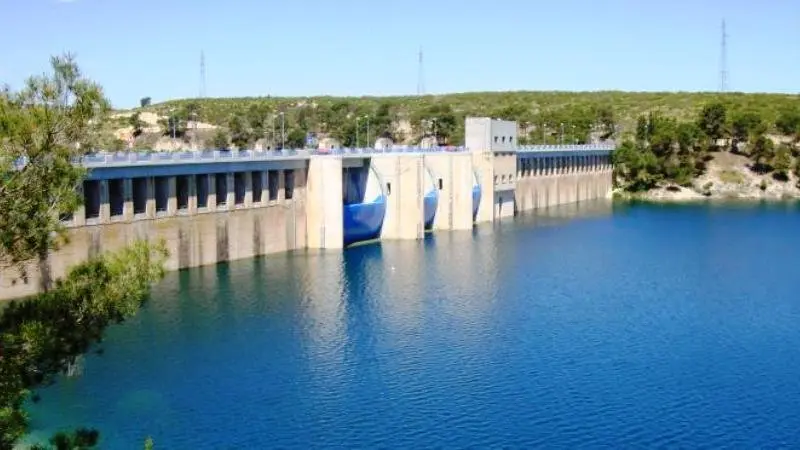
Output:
left=472, top=171, right=481, bottom=222
left=342, top=165, right=386, bottom=246
left=423, top=190, right=438, bottom=230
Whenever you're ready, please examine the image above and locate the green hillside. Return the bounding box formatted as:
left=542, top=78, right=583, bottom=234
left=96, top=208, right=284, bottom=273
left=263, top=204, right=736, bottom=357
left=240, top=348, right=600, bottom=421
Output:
left=138, top=90, right=799, bottom=147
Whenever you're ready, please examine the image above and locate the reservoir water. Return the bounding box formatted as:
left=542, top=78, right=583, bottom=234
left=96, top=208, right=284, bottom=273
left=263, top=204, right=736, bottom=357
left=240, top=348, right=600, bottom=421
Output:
left=28, top=201, right=800, bottom=448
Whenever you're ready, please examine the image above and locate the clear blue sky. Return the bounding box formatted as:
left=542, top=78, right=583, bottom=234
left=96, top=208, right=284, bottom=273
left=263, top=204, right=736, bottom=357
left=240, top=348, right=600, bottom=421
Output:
left=1, top=0, right=798, bottom=108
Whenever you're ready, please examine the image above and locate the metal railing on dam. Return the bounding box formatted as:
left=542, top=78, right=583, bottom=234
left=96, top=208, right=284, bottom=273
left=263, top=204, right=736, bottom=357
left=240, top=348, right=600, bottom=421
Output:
left=71, top=143, right=614, bottom=167
left=7, top=144, right=616, bottom=171
left=76, top=146, right=471, bottom=168
left=517, top=143, right=616, bottom=152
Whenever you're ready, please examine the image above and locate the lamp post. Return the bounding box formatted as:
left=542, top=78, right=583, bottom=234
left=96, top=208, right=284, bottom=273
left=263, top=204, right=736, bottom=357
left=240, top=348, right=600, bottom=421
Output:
left=190, top=111, right=197, bottom=148
left=264, top=115, right=269, bottom=150
left=279, top=112, right=285, bottom=150
left=560, top=122, right=564, bottom=145
left=365, top=115, right=370, bottom=148
left=271, top=114, right=276, bottom=150
left=356, top=116, right=361, bottom=148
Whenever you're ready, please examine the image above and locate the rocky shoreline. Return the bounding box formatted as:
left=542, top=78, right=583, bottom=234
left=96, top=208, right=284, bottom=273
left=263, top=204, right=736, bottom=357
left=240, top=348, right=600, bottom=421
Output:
left=615, top=152, right=800, bottom=203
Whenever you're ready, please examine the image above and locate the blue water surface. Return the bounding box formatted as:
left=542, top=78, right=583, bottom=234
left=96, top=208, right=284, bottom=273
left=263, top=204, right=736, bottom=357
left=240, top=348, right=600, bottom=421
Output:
left=27, top=200, right=800, bottom=449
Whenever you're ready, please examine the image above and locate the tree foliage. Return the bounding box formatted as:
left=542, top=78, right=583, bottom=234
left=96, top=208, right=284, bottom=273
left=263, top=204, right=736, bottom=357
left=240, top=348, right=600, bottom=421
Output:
left=129, top=112, right=146, bottom=137
left=1, top=55, right=168, bottom=449
left=698, top=102, right=728, bottom=145
left=0, top=54, right=109, bottom=282
left=0, top=241, right=167, bottom=448
left=614, top=99, right=800, bottom=191
left=772, top=144, right=792, bottom=180
left=211, top=129, right=230, bottom=150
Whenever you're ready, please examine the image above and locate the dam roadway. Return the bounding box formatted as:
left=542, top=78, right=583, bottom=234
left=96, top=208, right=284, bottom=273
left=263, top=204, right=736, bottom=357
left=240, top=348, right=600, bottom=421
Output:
left=0, top=117, right=615, bottom=300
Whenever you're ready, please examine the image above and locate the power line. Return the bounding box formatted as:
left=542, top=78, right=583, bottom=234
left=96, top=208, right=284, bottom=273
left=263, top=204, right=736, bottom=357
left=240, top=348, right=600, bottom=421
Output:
left=200, top=50, right=207, bottom=98
left=719, top=19, right=728, bottom=93
left=417, top=46, right=425, bottom=95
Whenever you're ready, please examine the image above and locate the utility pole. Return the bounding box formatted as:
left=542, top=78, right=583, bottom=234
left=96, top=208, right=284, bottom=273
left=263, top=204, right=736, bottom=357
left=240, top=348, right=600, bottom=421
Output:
left=199, top=50, right=206, bottom=98
left=719, top=19, right=728, bottom=93
left=417, top=46, right=425, bottom=95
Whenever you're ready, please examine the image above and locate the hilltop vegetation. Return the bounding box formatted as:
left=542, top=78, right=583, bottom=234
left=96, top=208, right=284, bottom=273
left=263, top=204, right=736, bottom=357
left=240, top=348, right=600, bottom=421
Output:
left=133, top=91, right=799, bottom=149
left=610, top=100, right=800, bottom=197
left=129, top=91, right=800, bottom=197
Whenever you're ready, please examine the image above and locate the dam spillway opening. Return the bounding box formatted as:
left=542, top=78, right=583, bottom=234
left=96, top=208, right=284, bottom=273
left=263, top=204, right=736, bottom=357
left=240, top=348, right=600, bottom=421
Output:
left=472, top=171, right=482, bottom=222
left=423, top=164, right=439, bottom=231
left=342, top=164, right=386, bottom=246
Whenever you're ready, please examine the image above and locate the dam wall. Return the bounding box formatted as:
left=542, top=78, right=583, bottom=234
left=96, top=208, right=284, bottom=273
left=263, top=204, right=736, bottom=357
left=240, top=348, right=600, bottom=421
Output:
left=0, top=117, right=615, bottom=301
left=514, top=152, right=613, bottom=212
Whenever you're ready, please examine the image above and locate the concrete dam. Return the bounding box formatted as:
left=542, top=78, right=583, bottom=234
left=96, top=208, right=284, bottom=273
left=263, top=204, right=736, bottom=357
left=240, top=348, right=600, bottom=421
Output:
left=0, top=117, right=614, bottom=300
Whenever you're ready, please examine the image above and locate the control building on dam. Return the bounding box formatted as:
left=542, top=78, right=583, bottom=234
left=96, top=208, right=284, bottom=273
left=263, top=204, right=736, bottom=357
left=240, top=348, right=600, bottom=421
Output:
left=0, top=117, right=614, bottom=300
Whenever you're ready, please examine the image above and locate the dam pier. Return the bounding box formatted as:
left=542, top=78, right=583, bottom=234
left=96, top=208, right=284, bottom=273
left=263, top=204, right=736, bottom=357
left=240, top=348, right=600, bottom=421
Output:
left=1, top=117, right=614, bottom=300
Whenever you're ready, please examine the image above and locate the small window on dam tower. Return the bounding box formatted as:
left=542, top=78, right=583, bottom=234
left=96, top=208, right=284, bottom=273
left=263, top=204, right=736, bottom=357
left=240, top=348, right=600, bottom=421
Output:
left=438, top=178, right=443, bottom=190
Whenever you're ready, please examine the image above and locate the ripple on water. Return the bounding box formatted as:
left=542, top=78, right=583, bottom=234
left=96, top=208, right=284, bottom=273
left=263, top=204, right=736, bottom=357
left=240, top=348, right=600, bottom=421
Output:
left=25, top=201, right=800, bottom=449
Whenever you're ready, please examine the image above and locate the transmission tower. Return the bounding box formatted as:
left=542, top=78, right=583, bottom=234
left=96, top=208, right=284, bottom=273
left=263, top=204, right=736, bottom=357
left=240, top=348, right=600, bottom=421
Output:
left=200, top=50, right=207, bottom=98
left=417, top=46, right=425, bottom=95
left=719, top=20, right=728, bottom=93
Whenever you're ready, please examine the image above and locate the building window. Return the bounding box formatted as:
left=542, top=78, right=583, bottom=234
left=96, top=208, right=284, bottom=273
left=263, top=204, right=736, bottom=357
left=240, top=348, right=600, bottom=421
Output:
left=285, top=170, right=294, bottom=200
left=252, top=171, right=263, bottom=203
left=109, top=179, right=124, bottom=217
left=510, top=136, right=514, bottom=144
left=133, top=178, right=147, bottom=214
left=268, top=170, right=279, bottom=201
left=494, top=136, right=499, bottom=143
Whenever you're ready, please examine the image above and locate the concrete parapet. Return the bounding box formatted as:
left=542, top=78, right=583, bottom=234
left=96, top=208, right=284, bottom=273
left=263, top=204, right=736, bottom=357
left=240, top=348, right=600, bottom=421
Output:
left=306, top=156, right=344, bottom=249
left=372, top=154, right=425, bottom=240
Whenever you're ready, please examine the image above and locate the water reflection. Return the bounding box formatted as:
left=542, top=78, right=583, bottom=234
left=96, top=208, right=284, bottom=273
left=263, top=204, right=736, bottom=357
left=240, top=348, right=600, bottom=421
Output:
left=26, top=200, right=800, bottom=449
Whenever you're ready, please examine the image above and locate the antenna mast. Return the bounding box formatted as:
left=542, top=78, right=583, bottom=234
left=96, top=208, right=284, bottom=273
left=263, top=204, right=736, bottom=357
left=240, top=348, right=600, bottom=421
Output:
left=417, top=46, right=425, bottom=95
left=719, top=20, right=728, bottom=93
left=200, top=50, right=207, bottom=98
